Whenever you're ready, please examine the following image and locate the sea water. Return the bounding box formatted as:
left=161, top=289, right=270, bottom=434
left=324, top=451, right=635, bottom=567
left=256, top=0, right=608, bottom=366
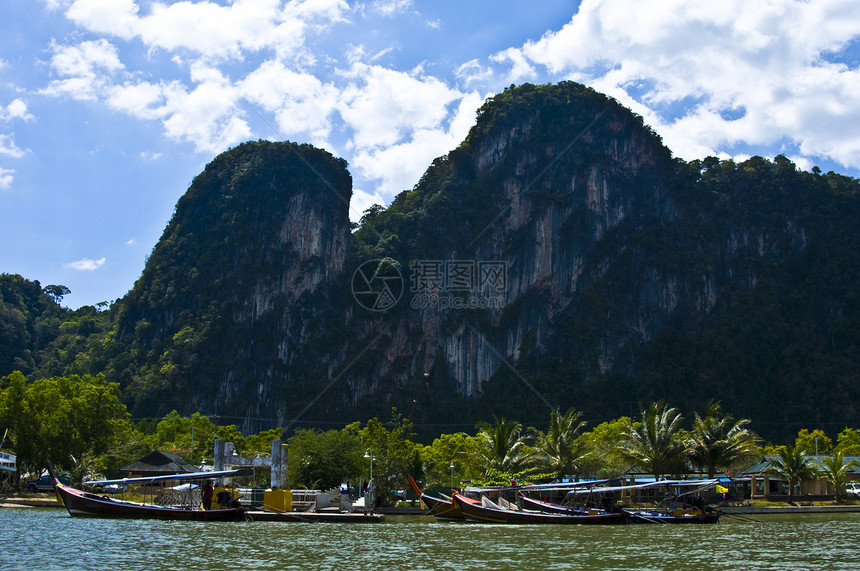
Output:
left=3, top=508, right=859, bottom=570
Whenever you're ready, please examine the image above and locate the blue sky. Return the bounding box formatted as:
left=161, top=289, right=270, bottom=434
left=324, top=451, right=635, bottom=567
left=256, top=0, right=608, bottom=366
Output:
left=2, top=0, right=860, bottom=309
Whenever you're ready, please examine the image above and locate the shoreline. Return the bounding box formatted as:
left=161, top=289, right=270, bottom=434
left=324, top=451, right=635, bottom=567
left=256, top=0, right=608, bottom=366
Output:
left=3, top=495, right=859, bottom=516
left=722, top=504, right=860, bottom=514
left=0, top=496, right=61, bottom=508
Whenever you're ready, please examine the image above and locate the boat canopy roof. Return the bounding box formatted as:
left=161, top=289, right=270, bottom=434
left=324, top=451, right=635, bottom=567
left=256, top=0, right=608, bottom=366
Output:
left=464, top=478, right=620, bottom=494
left=566, top=479, right=720, bottom=495
left=518, top=478, right=620, bottom=490
left=84, top=468, right=253, bottom=486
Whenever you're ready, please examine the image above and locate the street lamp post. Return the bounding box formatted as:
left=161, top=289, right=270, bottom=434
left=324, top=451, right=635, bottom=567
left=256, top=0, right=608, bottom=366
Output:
left=450, top=462, right=455, bottom=492
left=364, top=449, right=374, bottom=512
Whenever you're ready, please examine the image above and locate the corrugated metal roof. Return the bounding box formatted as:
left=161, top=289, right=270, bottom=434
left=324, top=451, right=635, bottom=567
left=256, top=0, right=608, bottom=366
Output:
left=741, top=455, right=860, bottom=475
left=117, top=450, right=197, bottom=475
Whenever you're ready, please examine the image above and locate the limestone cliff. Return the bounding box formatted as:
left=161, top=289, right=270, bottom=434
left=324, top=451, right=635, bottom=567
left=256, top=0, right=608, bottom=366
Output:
left=110, top=83, right=860, bottom=441
left=116, top=141, right=352, bottom=421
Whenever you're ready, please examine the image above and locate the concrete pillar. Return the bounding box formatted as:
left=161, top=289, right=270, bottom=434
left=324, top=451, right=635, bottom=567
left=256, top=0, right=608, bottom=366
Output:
left=270, top=440, right=288, bottom=489
left=213, top=438, right=226, bottom=472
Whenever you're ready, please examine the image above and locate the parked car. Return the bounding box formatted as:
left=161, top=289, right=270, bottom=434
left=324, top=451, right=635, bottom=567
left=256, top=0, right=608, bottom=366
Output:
left=846, top=483, right=860, bottom=499
left=26, top=474, right=70, bottom=492
left=97, top=483, right=128, bottom=494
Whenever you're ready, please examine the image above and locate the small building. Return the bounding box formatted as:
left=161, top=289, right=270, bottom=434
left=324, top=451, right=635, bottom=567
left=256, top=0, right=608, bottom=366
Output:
left=741, top=455, right=860, bottom=499
left=117, top=450, right=197, bottom=478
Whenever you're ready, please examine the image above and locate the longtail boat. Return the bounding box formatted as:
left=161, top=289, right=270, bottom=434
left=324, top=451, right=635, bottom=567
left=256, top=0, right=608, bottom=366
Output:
left=517, top=492, right=721, bottom=523
left=566, top=479, right=722, bottom=524
left=48, top=461, right=248, bottom=521
left=622, top=509, right=720, bottom=524
left=452, top=493, right=627, bottom=525
left=408, top=476, right=480, bottom=521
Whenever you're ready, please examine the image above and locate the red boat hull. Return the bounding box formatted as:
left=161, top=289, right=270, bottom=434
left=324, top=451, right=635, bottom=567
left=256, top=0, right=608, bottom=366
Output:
left=453, top=493, right=627, bottom=525
left=408, top=476, right=479, bottom=521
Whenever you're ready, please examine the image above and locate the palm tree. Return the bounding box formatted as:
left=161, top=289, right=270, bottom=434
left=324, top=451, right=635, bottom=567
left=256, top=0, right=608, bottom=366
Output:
left=617, top=402, right=688, bottom=480
left=474, top=416, right=531, bottom=474
left=689, top=401, right=760, bottom=478
left=534, top=408, right=588, bottom=480
left=819, top=451, right=860, bottom=502
left=763, top=445, right=817, bottom=504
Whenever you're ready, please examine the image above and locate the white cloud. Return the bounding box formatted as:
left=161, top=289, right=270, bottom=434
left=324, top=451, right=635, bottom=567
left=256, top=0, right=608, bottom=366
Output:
left=47, top=38, right=124, bottom=76
left=37, top=1, right=487, bottom=197
left=455, top=59, right=494, bottom=88
left=50, top=0, right=860, bottom=214
left=41, top=39, right=124, bottom=101
left=373, top=0, right=413, bottom=17
left=0, top=100, right=30, bottom=190
left=44, top=0, right=74, bottom=10
left=1, top=99, right=34, bottom=122
left=107, top=81, right=170, bottom=120
left=66, top=0, right=140, bottom=39
left=0, top=167, right=14, bottom=189
left=237, top=58, right=485, bottom=200
left=347, top=89, right=483, bottom=196
left=338, top=63, right=461, bottom=149
left=490, top=47, right=536, bottom=85
left=501, top=0, right=860, bottom=168
left=287, top=0, right=349, bottom=23
left=159, top=64, right=252, bottom=153
left=141, top=0, right=284, bottom=58
left=322, top=62, right=487, bottom=200
left=349, top=187, right=387, bottom=221
left=106, top=63, right=250, bottom=153
left=240, top=59, right=339, bottom=145
left=0, top=134, right=26, bottom=159
left=234, top=57, right=486, bottom=201
left=66, top=257, right=107, bottom=270
left=45, top=1, right=354, bottom=156
left=66, top=0, right=348, bottom=62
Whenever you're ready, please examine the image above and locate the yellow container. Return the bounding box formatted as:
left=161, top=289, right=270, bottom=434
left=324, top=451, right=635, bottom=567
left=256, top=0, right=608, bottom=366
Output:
left=264, top=488, right=293, bottom=512
left=213, top=487, right=238, bottom=509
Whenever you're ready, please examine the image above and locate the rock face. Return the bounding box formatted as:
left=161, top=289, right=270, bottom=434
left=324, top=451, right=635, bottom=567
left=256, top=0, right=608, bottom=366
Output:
left=116, top=141, right=353, bottom=423
left=112, top=83, right=859, bottom=440
left=345, top=83, right=679, bottom=420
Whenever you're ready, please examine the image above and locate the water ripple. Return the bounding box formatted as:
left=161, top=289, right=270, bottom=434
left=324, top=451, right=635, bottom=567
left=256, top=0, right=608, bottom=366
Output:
left=2, top=508, right=858, bottom=570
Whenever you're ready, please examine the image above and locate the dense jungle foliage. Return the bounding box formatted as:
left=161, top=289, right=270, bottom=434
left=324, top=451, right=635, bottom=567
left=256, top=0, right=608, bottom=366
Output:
left=3, top=372, right=859, bottom=504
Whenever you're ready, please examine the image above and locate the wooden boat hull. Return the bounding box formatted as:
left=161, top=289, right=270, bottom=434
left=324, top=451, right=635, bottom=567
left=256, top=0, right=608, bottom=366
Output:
left=418, top=492, right=465, bottom=521
left=453, top=493, right=627, bottom=525
left=518, top=494, right=593, bottom=515
left=624, top=510, right=720, bottom=524
left=53, top=479, right=246, bottom=521
left=408, top=476, right=480, bottom=521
